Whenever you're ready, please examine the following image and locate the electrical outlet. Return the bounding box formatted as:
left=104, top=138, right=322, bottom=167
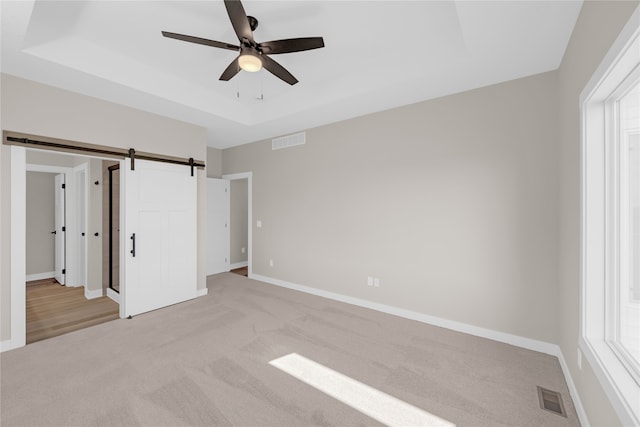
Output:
left=373, top=278, right=380, bottom=287
left=269, top=259, right=274, bottom=267
left=241, top=247, right=245, bottom=254
left=367, top=277, right=373, bottom=286
left=257, top=220, right=262, bottom=228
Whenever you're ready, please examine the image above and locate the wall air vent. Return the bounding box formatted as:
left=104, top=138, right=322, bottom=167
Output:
left=272, top=132, right=306, bottom=150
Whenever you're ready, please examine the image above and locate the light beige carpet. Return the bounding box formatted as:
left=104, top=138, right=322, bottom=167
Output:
left=1, top=273, right=579, bottom=426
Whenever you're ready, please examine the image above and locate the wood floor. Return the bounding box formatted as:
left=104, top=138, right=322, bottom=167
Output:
left=26, top=278, right=119, bottom=344
left=230, top=266, right=248, bottom=277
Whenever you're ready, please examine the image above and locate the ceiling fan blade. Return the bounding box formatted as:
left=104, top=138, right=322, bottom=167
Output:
left=162, top=31, right=239, bottom=51
left=259, top=37, right=325, bottom=55
left=261, top=55, right=298, bottom=85
left=219, top=57, right=241, bottom=81
left=224, top=0, right=254, bottom=43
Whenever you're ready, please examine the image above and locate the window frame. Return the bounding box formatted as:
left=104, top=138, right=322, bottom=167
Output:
left=607, top=76, right=640, bottom=385
left=580, top=8, right=640, bottom=426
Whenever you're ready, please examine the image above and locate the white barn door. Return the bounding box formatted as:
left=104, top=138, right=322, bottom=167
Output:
left=207, top=178, right=229, bottom=275
left=121, top=159, right=197, bottom=318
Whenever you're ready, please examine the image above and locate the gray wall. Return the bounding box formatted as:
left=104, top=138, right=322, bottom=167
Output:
left=25, top=172, right=55, bottom=277
left=207, top=147, right=222, bottom=178
left=230, top=179, right=248, bottom=265
left=223, top=70, right=560, bottom=344
left=1, top=73, right=207, bottom=343
left=557, top=2, right=639, bottom=426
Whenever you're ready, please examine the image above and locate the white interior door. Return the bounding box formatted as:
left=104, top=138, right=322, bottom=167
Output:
left=121, top=159, right=197, bottom=318
left=54, top=173, right=65, bottom=284
left=76, top=168, right=86, bottom=287
left=207, top=178, right=230, bottom=275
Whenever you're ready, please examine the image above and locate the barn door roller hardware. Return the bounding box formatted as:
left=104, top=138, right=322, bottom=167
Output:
left=4, top=134, right=205, bottom=174
left=129, top=148, right=136, bottom=171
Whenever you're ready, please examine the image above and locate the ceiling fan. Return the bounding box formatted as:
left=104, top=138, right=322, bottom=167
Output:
left=162, top=0, right=325, bottom=86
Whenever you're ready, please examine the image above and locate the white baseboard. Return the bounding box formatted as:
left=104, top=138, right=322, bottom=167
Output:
left=251, top=273, right=589, bottom=427
left=253, top=274, right=557, bottom=354
left=25, top=271, right=55, bottom=282
left=196, top=287, right=208, bottom=297
left=555, top=348, right=590, bottom=426
left=66, top=282, right=84, bottom=288
left=1, top=339, right=20, bottom=352
left=230, top=261, right=248, bottom=270
left=84, top=288, right=103, bottom=300
left=106, top=288, right=120, bottom=303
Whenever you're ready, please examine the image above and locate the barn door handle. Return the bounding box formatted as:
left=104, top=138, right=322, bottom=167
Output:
left=51, top=230, right=57, bottom=235
left=130, top=233, right=136, bottom=257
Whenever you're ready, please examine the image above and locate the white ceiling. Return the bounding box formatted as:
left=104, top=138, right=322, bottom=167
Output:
left=1, top=1, right=582, bottom=149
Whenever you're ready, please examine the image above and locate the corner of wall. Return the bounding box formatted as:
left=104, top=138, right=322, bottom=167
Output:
left=206, top=147, right=223, bottom=178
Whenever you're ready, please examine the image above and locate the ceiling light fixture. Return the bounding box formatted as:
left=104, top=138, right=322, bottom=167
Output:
left=238, top=48, right=262, bottom=72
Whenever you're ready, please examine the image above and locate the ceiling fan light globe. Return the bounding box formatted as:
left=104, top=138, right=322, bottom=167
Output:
left=239, top=53, right=262, bottom=72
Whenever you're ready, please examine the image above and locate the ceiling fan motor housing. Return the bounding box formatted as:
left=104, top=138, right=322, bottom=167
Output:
left=247, top=16, right=258, bottom=31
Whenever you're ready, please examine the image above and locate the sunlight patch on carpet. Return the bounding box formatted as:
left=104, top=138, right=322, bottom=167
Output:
left=269, top=353, right=456, bottom=427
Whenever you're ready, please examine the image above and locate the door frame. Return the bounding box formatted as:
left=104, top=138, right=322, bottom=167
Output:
left=26, top=164, right=74, bottom=286
left=9, top=146, right=26, bottom=350
left=53, top=173, right=66, bottom=285
left=7, top=147, right=106, bottom=351
left=25, top=162, right=89, bottom=288
left=107, top=163, right=120, bottom=304
left=206, top=177, right=230, bottom=275
left=74, top=163, right=89, bottom=294
left=222, top=172, right=253, bottom=278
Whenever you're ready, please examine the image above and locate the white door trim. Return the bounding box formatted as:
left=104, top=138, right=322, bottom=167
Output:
left=6, top=148, right=113, bottom=352
left=206, top=178, right=230, bottom=275
left=26, top=163, right=83, bottom=287
left=222, top=172, right=252, bottom=278
left=26, top=164, right=71, bottom=174
left=74, top=163, right=89, bottom=291
left=53, top=173, right=66, bottom=285
left=9, top=146, right=26, bottom=351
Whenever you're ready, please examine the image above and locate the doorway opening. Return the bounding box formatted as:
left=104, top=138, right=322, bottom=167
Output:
left=7, top=135, right=205, bottom=351
left=24, top=150, right=119, bottom=344
left=25, top=170, right=60, bottom=284
left=222, top=172, right=252, bottom=278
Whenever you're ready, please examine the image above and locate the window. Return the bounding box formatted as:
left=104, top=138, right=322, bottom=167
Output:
left=581, top=9, right=640, bottom=425
left=615, top=81, right=640, bottom=378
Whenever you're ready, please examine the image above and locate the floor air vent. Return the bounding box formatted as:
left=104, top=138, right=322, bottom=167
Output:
left=272, top=132, right=306, bottom=150
left=537, top=386, right=567, bottom=417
